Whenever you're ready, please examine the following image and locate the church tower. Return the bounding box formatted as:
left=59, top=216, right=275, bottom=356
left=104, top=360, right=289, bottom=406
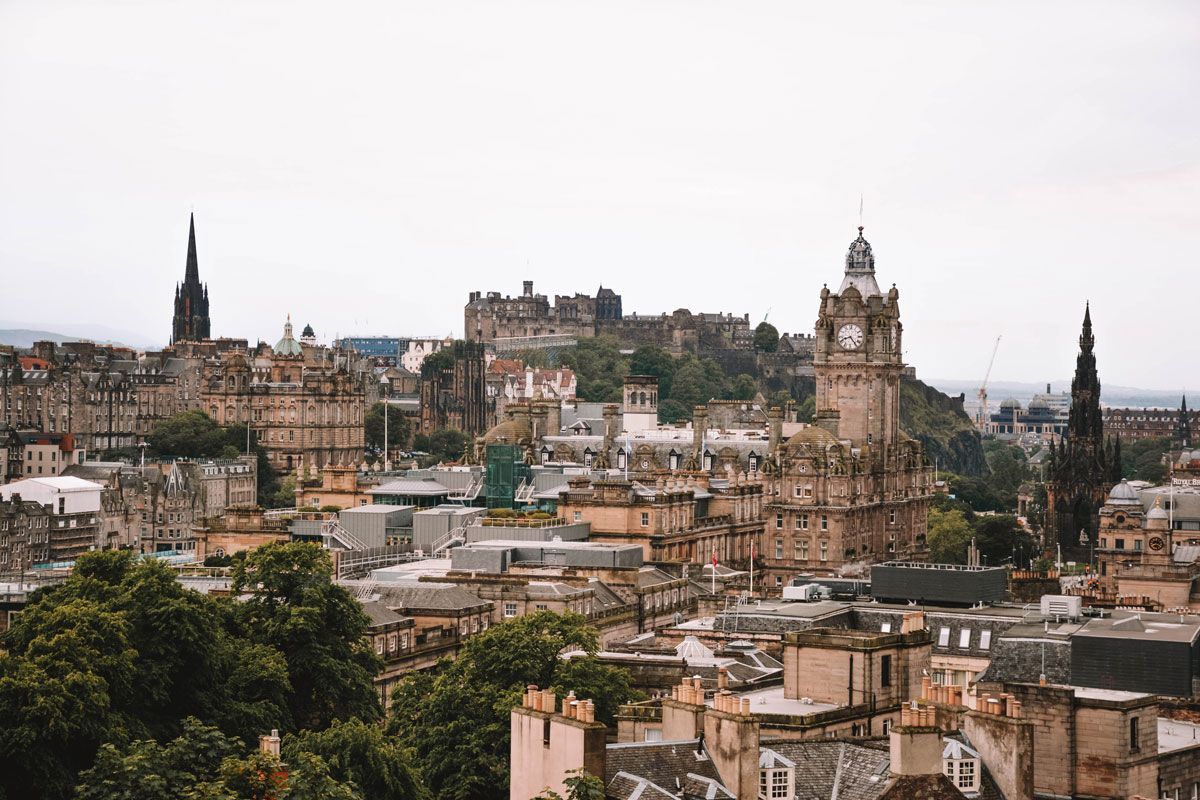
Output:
left=813, top=227, right=904, bottom=460
left=171, top=213, right=211, bottom=344
left=1175, top=396, right=1192, bottom=449
left=1045, top=304, right=1117, bottom=558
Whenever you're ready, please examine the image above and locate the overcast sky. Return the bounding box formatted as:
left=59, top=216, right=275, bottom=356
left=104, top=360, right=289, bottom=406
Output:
left=1, top=1, right=1196, bottom=390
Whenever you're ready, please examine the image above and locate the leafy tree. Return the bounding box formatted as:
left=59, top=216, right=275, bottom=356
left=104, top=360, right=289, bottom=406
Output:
left=534, top=769, right=606, bottom=800
left=628, top=346, right=677, bottom=399
left=413, top=428, right=470, bottom=462
left=559, top=337, right=629, bottom=403
left=1122, top=436, right=1169, bottom=483
left=973, top=514, right=1034, bottom=566
left=0, top=552, right=293, bottom=800
left=731, top=374, right=758, bottom=402
left=421, top=348, right=456, bottom=377
left=795, top=395, right=815, bottom=423
left=927, top=508, right=973, bottom=564
left=669, top=355, right=727, bottom=411
left=232, top=542, right=382, bottom=731
left=75, top=718, right=243, bottom=800
left=657, top=399, right=690, bottom=425
left=551, top=656, right=643, bottom=726
left=148, top=410, right=234, bottom=459
left=365, top=402, right=412, bottom=455
left=512, top=348, right=550, bottom=369
left=388, top=612, right=640, bottom=800
left=283, top=718, right=426, bottom=800
left=753, top=321, right=779, bottom=353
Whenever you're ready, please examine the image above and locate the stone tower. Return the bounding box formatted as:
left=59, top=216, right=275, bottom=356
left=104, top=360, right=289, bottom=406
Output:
left=1175, top=395, right=1192, bottom=449
left=1045, top=304, right=1119, bottom=558
left=813, top=226, right=904, bottom=460
left=171, top=213, right=211, bottom=344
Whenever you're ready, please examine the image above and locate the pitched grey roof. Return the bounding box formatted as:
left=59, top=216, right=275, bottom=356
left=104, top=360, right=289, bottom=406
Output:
left=771, top=740, right=891, bottom=800
left=361, top=600, right=409, bottom=627
left=377, top=583, right=492, bottom=613
left=973, top=626, right=1072, bottom=685
left=604, top=740, right=725, bottom=797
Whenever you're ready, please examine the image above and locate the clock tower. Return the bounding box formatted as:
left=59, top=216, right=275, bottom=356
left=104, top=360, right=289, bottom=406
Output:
left=813, top=227, right=904, bottom=459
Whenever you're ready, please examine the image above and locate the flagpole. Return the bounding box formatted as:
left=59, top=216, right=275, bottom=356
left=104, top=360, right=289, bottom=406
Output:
left=712, top=546, right=717, bottom=596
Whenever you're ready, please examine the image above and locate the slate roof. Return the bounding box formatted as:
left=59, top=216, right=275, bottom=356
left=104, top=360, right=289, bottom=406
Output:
left=361, top=600, right=409, bottom=627
left=606, top=772, right=678, bottom=800
left=879, top=774, right=965, bottom=800
left=771, top=740, right=892, bottom=800
left=376, top=583, right=492, bottom=613
left=973, top=626, right=1072, bottom=685
left=604, top=740, right=725, bottom=797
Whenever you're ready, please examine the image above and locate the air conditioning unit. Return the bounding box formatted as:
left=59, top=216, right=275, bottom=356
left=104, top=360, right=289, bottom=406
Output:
left=1040, top=595, right=1082, bottom=621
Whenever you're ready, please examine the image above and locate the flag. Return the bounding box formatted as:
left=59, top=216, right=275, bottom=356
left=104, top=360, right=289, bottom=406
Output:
left=711, top=548, right=718, bottom=567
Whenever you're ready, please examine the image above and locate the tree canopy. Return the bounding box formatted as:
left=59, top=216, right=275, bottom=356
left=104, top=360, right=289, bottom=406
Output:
left=412, top=428, right=470, bottom=463
left=387, top=612, right=641, bottom=800
left=365, top=402, right=412, bottom=455
left=1, top=545, right=386, bottom=800
left=1121, top=436, right=1169, bottom=483
left=752, top=321, right=779, bottom=352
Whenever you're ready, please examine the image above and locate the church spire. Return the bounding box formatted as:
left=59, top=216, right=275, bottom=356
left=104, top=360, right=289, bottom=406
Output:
left=171, top=212, right=211, bottom=344
left=1176, top=395, right=1193, bottom=449
left=185, top=212, right=200, bottom=284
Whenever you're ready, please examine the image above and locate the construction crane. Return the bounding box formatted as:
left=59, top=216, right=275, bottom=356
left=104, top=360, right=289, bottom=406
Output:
left=976, top=335, right=1002, bottom=432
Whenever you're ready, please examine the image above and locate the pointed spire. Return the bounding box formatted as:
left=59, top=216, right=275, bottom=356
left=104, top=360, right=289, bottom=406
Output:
left=185, top=212, right=200, bottom=284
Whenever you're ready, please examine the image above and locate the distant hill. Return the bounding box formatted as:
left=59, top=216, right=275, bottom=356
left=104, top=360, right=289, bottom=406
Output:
left=928, top=378, right=1188, bottom=411
left=0, top=326, right=157, bottom=351
left=901, top=377, right=988, bottom=477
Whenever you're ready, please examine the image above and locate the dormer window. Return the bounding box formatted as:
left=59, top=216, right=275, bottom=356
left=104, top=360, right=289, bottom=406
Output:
left=617, top=449, right=627, bottom=470
left=703, top=451, right=714, bottom=471
left=942, top=739, right=981, bottom=793
left=758, top=750, right=795, bottom=800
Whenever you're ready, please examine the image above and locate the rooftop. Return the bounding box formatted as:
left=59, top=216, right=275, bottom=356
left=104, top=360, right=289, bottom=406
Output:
left=1158, top=718, right=1200, bottom=753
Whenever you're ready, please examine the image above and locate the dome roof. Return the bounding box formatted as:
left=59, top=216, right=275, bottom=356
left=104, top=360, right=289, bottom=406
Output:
left=274, top=317, right=303, bottom=357
left=301, top=323, right=315, bottom=338
left=483, top=418, right=530, bottom=445
left=1147, top=501, right=1169, bottom=521
left=1028, top=398, right=1050, bottom=411
left=1107, top=479, right=1141, bottom=505
left=786, top=425, right=839, bottom=450
left=999, top=398, right=1020, bottom=410
left=675, top=636, right=715, bottom=661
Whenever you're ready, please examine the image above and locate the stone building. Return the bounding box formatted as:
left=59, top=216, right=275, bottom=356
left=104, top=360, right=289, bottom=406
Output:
left=1045, top=305, right=1122, bottom=559
left=1103, top=396, right=1199, bottom=444
left=199, top=318, right=366, bottom=473
left=761, top=227, right=933, bottom=580
left=171, top=213, right=211, bottom=344
left=0, top=476, right=102, bottom=567
left=418, top=339, right=489, bottom=436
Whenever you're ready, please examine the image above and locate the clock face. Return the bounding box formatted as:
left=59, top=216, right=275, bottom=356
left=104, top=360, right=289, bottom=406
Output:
left=837, top=324, right=864, bottom=350
left=1149, top=536, right=1165, bottom=552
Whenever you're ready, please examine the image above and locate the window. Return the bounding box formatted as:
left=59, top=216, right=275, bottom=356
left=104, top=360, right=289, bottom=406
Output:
left=775, top=575, right=783, bottom=587
left=644, top=729, right=662, bottom=742
left=573, top=511, right=582, bottom=522
left=775, top=513, right=783, bottom=530
left=800, top=540, right=809, bottom=560
left=819, top=542, right=828, bottom=562
left=954, top=759, right=976, bottom=791
left=748, top=455, right=758, bottom=473
left=799, top=513, right=809, bottom=530
left=770, top=770, right=789, bottom=799
left=1116, top=538, right=1125, bottom=550
left=881, top=654, right=892, bottom=687
left=375, top=637, right=384, bottom=655
left=641, top=512, right=649, bottom=527
left=775, top=539, right=783, bottom=559
left=820, top=514, right=828, bottom=531
left=535, top=604, right=548, bottom=612
left=979, top=630, right=992, bottom=651
left=794, top=485, right=803, bottom=497
left=889, top=509, right=896, bottom=524
left=504, top=602, right=517, bottom=618
left=1130, top=717, right=1140, bottom=752
left=881, top=719, right=891, bottom=735
left=617, top=450, right=627, bottom=469
left=959, top=629, right=971, bottom=649
left=1134, top=540, right=1142, bottom=552
left=938, top=627, right=951, bottom=647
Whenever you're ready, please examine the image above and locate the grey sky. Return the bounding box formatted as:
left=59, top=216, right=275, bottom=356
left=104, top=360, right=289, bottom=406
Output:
left=1, top=1, right=1196, bottom=389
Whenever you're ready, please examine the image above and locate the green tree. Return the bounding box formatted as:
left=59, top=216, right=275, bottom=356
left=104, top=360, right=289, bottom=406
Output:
left=231, top=542, right=382, bottom=731
left=420, top=348, right=456, bottom=377
left=148, top=410, right=230, bottom=458
left=559, top=337, right=629, bottom=402
left=388, top=612, right=639, bottom=800
left=75, top=718, right=243, bottom=800
left=1122, top=436, right=1169, bottom=483
left=413, top=428, right=470, bottom=462
left=973, top=514, right=1033, bottom=566
left=657, top=399, right=690, bottom=424
left=627, top=346, right=677, bottom=399
left=283, top=718, right=426, bottom=800
left=731, top=374, right=758, bottom=401
left=753, top=321, right=779, bottom=353
left=534, top=769, right=606, bottom=800
left=669, top=355, right=727, bottom=410
left=927, top=508, right=973, bottom=564
left=365, top=402, right=412, bottom=454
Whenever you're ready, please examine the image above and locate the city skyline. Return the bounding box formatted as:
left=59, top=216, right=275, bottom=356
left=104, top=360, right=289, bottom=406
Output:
left=2, top=1, right=1197, bottom=390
